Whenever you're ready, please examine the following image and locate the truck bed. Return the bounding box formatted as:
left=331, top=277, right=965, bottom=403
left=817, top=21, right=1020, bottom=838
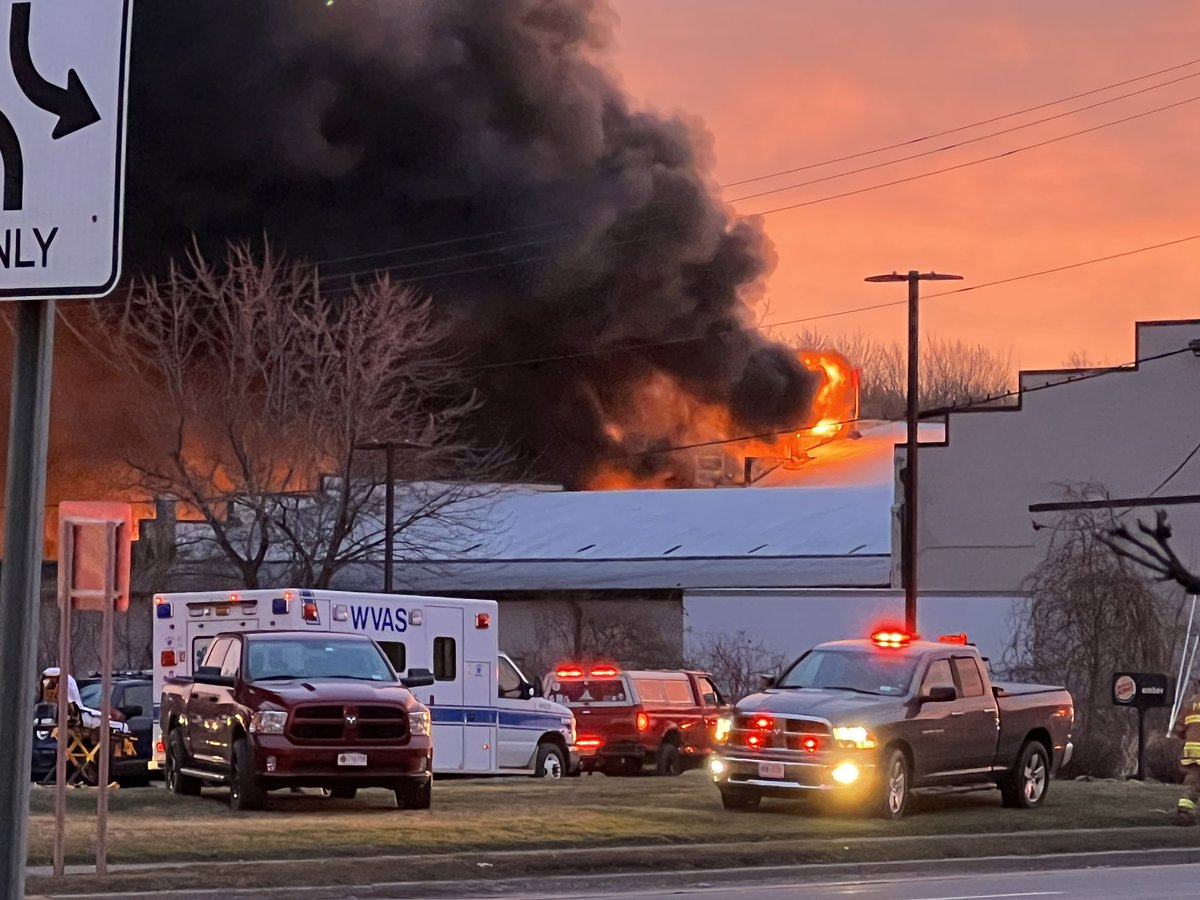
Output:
left=992, top=681, right=1069, bottom=698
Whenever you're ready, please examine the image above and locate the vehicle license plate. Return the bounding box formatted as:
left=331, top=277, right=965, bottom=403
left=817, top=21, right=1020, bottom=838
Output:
left=338, top=753, right=368, bottom=767
left=758, top=761, right=785, bottom=779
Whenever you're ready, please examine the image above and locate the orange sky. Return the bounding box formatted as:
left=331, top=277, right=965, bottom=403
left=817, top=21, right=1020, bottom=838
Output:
left=608, top=0, right=1200, bottom=370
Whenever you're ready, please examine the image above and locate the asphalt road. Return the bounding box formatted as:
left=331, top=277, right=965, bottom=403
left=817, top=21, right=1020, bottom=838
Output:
left=422, top=863, right=1200, bottom=900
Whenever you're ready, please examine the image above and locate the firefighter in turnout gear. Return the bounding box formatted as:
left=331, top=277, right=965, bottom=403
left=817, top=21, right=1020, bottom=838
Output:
left=1173, top=691, right=1200, bottom=825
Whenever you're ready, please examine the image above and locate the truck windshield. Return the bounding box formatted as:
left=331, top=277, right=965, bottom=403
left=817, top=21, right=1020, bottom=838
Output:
left=245, top=638, right=395, bottom=683
left=777, top=649, right=918, bottom=696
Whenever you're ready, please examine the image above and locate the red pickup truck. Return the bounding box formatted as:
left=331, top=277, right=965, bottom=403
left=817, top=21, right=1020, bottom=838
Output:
left=544, top=664, right=729, bottom=776
left=160, top=630, right=435, bottom=810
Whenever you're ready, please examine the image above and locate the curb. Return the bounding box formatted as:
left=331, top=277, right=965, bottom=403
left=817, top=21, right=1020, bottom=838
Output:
left=28, top=845, right=1200, bottom=899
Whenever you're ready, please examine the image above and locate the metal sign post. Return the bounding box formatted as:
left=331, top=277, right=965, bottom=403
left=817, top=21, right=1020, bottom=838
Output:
left=1113, top=671, right=1174, bottom=780
left=51, top=506, right=131, bottom=878
left=0, top=3, right=132, bottom=892
left=0, top=298, right=54, bottom=899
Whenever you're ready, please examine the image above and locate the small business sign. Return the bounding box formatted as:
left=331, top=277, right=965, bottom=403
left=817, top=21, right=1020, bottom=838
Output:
left=1112, top=672, right=1172, bottom=710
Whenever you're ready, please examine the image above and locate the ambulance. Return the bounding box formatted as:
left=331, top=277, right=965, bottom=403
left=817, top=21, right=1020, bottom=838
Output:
left=151, top=589, right=579, bottom=778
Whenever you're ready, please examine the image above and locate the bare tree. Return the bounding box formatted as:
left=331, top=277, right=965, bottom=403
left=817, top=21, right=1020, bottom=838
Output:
left=93, top=239, right=508, bottom=589
left=529, top=601, right=681, bottom=677
left=1099, top=510, right=1200, bottom=595
left=687, top=629, right=786, bottom=702
left=1004, top=485, right=1186, bottom=776
left=783, top=328, right=1014, bottom=420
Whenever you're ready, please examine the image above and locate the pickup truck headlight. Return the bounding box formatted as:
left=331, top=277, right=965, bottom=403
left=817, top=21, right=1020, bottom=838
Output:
left=249, top=711, right=288, bottom=734
left=410, top=710, right=431, bottom=736
left=832, top=725, right=877, bottom=749
left=714, top=716, right=732, bottom=743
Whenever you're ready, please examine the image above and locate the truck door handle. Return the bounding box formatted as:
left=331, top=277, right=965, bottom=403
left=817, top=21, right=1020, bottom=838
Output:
left=950, top=711, right=965, bottom=717
left=984, top=708, right=997, bottom=713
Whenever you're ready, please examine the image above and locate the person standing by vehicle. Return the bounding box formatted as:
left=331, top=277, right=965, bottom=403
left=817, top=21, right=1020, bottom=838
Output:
left=1173, top=689, right=1200, bottom=825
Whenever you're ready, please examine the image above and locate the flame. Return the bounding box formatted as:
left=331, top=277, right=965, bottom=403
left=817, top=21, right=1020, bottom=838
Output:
left=584, top=348, right=859, bottom=489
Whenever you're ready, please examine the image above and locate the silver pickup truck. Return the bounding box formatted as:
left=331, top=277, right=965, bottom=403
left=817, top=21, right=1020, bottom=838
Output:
left=709, top=631, right=1074, bottom=818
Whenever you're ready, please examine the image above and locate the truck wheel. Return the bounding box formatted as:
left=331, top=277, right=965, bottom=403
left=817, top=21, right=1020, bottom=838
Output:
left=166, top=731, right=201, bottom=797
left=533, top=741, right=566, bottom=778
left=395, top=778, right=432, bottom=810
left=229, top=738, right=266, bottom=811
left=877, top=747, right=910, bottom=819
left=719, top=786, right=761, bottom=810
left=656, top=742, right=682, bottom=776
left=1000, top=740, right=1050, bottom=809
left=325, top=785, right=357, bottom=800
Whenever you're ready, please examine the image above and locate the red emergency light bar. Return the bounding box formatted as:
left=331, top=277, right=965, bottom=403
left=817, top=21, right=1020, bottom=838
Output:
left=553, top=664, right=621, bottom=679
left=871, top=629, right=914, bottom=648
left=938, top=633, right=969, bottom=645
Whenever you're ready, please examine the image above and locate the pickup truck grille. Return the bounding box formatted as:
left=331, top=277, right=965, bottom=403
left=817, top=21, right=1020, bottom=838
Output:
left=734, top=715, right=830, bottom=734
left=732, top=715, right=831, bottom=751
left=289, top=703, right=409, bottom=743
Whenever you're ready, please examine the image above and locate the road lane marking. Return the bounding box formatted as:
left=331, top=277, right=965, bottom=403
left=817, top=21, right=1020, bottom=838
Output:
left=907, top=893, right=1063, bottom=900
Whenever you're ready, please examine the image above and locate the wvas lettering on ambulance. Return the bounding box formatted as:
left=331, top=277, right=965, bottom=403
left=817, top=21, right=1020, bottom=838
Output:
left=349, top=604, right=407, bottom=633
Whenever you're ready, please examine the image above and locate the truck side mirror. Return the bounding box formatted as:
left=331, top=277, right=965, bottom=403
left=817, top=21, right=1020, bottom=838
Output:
left=532, top=675, right=544, bottom=698
left=921, top=685, right=957, bottom=703
left=402, top=667, right=435, bottom=689
left=757, top=672, right=777, bottom=691
left=193, top=666, right=235, bottom=687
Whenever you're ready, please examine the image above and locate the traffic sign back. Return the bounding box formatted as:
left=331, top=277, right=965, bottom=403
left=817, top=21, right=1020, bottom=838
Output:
left=0, top=0, right=131, bottom=299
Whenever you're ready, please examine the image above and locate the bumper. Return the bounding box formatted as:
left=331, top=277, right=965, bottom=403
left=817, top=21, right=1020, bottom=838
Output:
left=252, top=734, right=433, bottom=787
left=709, top=751, right=877, bottom=798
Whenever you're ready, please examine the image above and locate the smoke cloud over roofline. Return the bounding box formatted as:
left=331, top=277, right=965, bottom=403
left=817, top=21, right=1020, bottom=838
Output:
left=118, top=0, right=817, bottom=486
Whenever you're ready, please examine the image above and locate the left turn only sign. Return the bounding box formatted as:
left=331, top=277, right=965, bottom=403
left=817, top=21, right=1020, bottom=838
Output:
left=0, top=0, right=131, bottom=299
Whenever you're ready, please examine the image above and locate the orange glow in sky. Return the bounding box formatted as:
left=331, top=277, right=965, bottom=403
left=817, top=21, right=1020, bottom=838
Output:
left=608, top=0, right=1200, bottom=369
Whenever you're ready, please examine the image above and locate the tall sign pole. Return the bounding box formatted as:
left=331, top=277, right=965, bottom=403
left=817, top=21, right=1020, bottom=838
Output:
left=0, top=3, right=132, bottom=895
left=865, top=269, right=962, bottom=633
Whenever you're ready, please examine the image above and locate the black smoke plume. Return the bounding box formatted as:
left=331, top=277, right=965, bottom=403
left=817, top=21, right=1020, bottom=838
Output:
left=124, top=0, right=817, bottom=485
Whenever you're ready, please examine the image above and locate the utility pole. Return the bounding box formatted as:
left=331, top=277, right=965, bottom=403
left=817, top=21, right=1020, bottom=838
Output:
left=354, top=441, right=429, bottom=592
left=865, top=270, right=962, bottom=633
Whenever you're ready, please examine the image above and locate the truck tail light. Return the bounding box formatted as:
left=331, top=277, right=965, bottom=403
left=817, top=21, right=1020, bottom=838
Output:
left=155, top=739, right=165, bottom=755
left=635, top=710, right=649, bottom=733
left=302, top=602, right=320, bottom=624
left=160, top=650, right=177, bottom=667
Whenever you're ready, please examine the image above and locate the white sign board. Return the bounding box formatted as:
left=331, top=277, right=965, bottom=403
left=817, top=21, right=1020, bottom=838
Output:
left=0, top=0, right=131, bottom=299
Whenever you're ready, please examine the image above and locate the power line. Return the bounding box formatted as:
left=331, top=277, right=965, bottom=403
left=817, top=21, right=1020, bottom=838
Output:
left=727, top=69, right=1200, bottom=205
left=312, top=56, right=1200, bottom=272
left=722, top=56, right=1200, bottom=188
left=461, top=233, right=1200, bottom=371
left=318, top=91, right=1200, bottom=289
left=610, top=345, right=1196, bottom=461
left=918, top=345, right=1195, bottom=419
left=744, top=92, right=1200, bottom=219
left=1149, top=438, right=1200, bottom=498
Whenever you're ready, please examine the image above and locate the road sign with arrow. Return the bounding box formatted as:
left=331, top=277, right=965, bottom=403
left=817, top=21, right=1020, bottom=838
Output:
left=0, top=0, right=130, bottom=299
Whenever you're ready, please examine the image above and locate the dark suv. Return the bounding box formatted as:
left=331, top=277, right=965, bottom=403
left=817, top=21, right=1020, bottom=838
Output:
left=32, top=675, right=156, bottom=785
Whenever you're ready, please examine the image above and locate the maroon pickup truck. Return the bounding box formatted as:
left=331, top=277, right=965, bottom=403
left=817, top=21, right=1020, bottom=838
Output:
left=709, top=630, right=1075, bottom=817
left=544, top=664, right=730, bottom=776
left=160, top=631, right=435, bottom=810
